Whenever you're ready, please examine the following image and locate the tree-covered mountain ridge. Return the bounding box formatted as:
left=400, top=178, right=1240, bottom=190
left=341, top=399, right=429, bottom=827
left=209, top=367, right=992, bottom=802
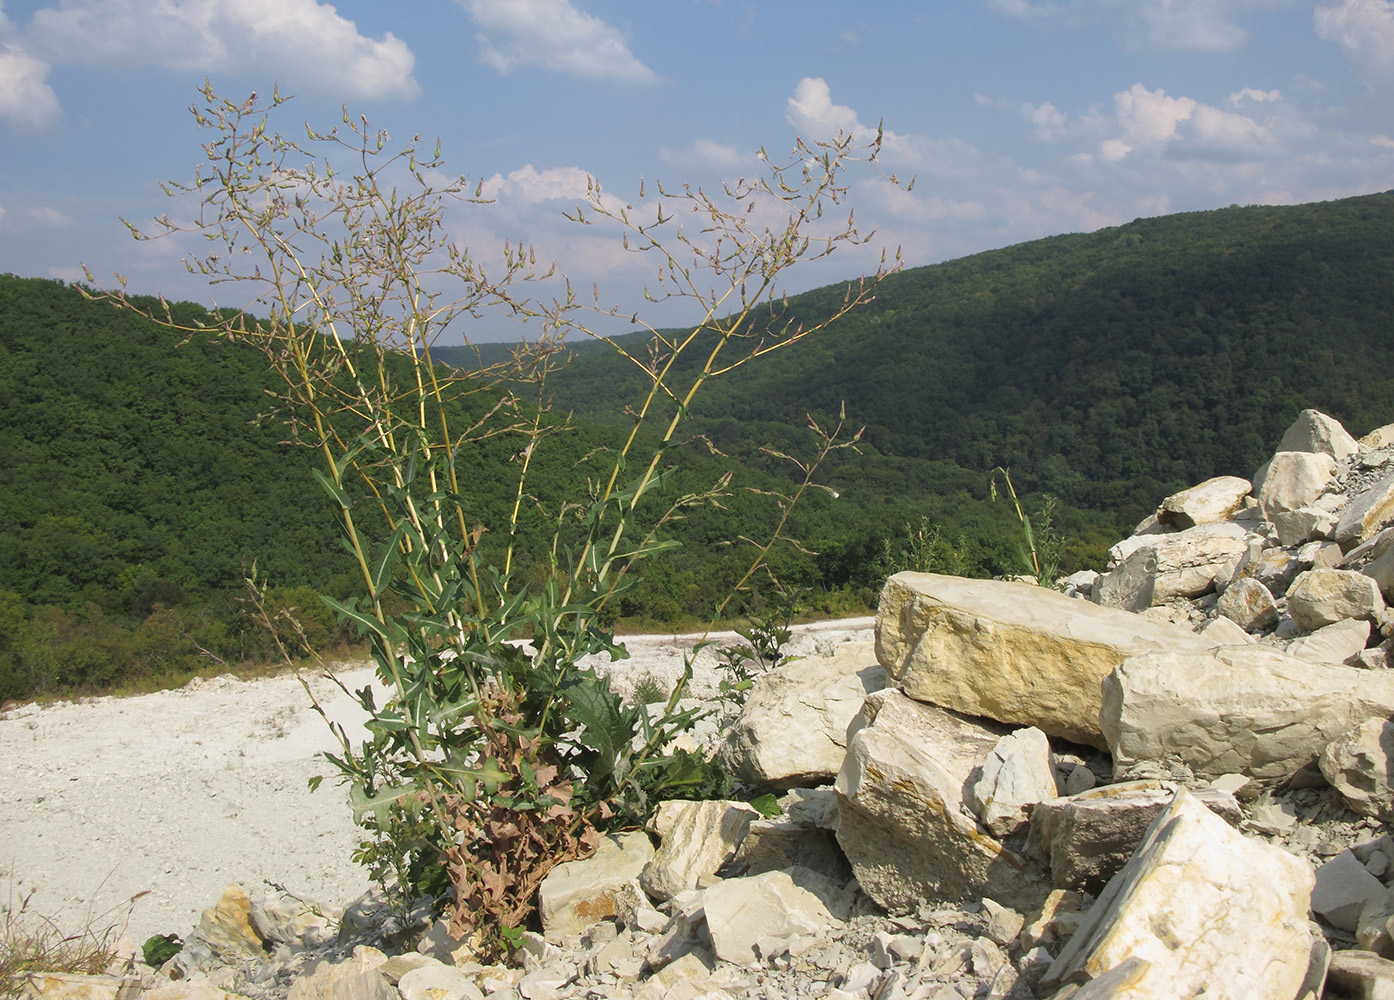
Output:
left=518, top=190, right=1394, bottom=528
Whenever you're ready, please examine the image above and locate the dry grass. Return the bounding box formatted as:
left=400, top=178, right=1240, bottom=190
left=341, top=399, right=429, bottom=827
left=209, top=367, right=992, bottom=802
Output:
left=1, top=885, right=133, bottom=1000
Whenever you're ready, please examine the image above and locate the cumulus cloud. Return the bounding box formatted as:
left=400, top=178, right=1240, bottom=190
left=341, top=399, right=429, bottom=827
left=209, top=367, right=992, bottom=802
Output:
left=28, top=0, right=418, bottom=100
left=0, top=201, right=74, bottom=232
left=1315, top=0, right=1394, bottom=89
left=989, top=0, right=1286, bottom=51
left=0, top=45, right=61, bottom=129
left=1100, top=82, right=1274, bottom=161
left=786, top=77, right=862, bottom=137
left=478, top=163, right=618, bottom=208
left=460, top=0, right=656, bottom=85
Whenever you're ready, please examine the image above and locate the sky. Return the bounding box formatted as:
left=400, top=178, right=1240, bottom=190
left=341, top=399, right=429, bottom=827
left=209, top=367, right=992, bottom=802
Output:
left=1, top=0, right=1392, bottom=341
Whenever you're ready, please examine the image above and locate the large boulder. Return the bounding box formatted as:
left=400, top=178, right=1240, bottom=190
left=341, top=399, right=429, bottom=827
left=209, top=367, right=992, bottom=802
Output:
left=640, top=800, right=759, bottom=903
left=1095, top=522, right=1250, bottom=611
left=963, top=726, right=1058, bottom=838
left=1320, top=718, right=1394, bottom=818
left=1042, top=789, right=1314, bottom=1000
left=1101, top=644, right=1394, bottom=782
left=716, top=640, right=886, bottom=788
left=1157, top=476, right=1252, bottom=529
left=1336, top=467, right=1394, bottom=551
left=875, top=573, right=1215, bottom=748
left=833, top=689, right=1045, bottom=914
left=1279, top=408, right=1360, bottom=462
left=1026, top=780, right=1241, bottom=895
left=538, top=831, right=654, bottom=941
left=1286, top=567, right=1385, bottom=631
left=1253, top=451, right=1337, bottom=518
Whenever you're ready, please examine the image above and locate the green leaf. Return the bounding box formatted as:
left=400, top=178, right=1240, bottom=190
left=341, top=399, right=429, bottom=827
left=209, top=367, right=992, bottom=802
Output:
left=312, top=467, right=352, bottom=510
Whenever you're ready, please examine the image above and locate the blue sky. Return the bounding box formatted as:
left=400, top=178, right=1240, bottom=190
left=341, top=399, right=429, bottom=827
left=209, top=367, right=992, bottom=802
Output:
left=1, top=0, right=1392, bottom=341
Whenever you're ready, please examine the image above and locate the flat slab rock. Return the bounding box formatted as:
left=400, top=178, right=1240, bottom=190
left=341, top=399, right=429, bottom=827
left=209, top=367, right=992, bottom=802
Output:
left=875, top=572, right=1216, bottom=748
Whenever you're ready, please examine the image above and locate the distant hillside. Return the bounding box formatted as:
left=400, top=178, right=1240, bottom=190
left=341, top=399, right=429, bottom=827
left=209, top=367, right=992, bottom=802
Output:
left=544, top=191, right=1394, bottom=526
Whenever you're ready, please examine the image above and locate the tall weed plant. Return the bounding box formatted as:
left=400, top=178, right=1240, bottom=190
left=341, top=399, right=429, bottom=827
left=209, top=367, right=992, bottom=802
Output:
left=94, top=83, right=900, bottom=955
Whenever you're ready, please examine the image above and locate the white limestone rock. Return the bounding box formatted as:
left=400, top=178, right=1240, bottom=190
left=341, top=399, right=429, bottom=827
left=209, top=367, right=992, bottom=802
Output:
left=701, top=868, right=844, bottom=964
left=1253, top=451, right=1337, bottom=518
left=1287, top=567, right=1386, bottom=631
left=876, top=573, right=1216, bottom=748
left=1101, top=644, right=1394, bottom=783
left=1095, top=522, right=1250, bottom=612
left=1026, top=779, right=1241, bottom=895
left=716, top=640, right=886, bottom=788
left=1285, top=617, right=1371, bottom=665
left=640, top=800, right=759, bottom=903
left=539, top=831, right=654, bottom=942
left=1313, top=849, right=1387, bottom=932
left=1336, top=467, right=1394, bottom=551
left=1042, top=789, right=1314, bottom=1000
left=833, top=689, right=1045, bottom=914
left=964, top=726, right=1059, bottom=838
left=1214, top=576, right=1278, bottom=631
left=1273, top=505, right=1338, bottom=547
left=1279, top=408, right=1360, bottom=462
left=1320, top=718, right=1394, bottom=818
left=1158, top=476, right=1252, bottom=529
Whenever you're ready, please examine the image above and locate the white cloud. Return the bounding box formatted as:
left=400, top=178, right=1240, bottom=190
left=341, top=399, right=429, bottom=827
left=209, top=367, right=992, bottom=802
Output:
left=0, top=45, right=61, bottom=129
left=1024, top=100, right=1068, bottom=140
left=786, top=77, right=862, bottom=138
left=1315, top=0, right=1394, bottom=89
left=479, top=164, right=593, bottom=204
left=460, top=0, right=657, bottom=85
left=660, top=139, right=748, bottom=170
left=28, top=0, right=418, bottom=100
left=989, top=0, right=1289, bottom=51
left=1101, top=82, right=1275, bottom=160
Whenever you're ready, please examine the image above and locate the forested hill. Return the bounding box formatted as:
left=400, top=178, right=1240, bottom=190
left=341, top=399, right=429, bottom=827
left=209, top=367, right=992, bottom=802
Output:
left=538, top=191, right=1394, bottom=526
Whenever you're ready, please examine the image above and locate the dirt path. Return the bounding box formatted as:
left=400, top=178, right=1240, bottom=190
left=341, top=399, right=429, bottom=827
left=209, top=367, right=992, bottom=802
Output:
left=0, top=618, right=872, bottom=947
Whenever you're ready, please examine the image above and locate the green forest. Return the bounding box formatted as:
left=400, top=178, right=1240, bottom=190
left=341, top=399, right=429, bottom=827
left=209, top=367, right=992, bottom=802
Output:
left=3, top=190, right=1392, bottom=701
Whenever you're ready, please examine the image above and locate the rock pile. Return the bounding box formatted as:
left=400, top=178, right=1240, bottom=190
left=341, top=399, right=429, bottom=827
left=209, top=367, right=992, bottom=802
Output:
left=18, top=408, right=1394, bottom=1000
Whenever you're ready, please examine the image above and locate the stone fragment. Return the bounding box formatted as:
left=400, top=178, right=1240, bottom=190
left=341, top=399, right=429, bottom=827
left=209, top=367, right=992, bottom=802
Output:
left=1274, top=506, right=1338, bottom=547
left=539, top=831, right=654, bottom=941
left=1158, top=476, right=1252, bottom=528
left=1021, top=889, right=1090, bottom=953
left=700, top=869, right=841, bottom=964
left=1363, top=424, right=1394, bottom=449
left=716, top=641, right=885, bottom=787
left=173, top=884, right=266, bottom=974
left=1104, top=644, right=1394, bottom=782
left=641, top=800, right=758, bottom=903
left=1095, top=522, right=1250, bottom=611
left=1026, top=780, right=1241, bottom=894
left=1286, top=617, right=1372, bottom=664
left=1314, top=849, right=1387, bottom=932
left=963, top=726, right=1058, bottom=837
left=834, top=689, right=1045, bottom=914
left=1251, top=545, right=1305, bottom=593
left=396, top=962, right=486, bottom=1000
left=288, top=948, right=393, bottom=1000
left=981, top=898, right=1024, bottom=946
left=1215, top=577, right=1277, bottom=631
left=13, top=974, right=152, bottom=1000
left=1043, top=789, right=1313, bottom=1000
left=250, top=890, right=335, bottom=949
left=1253, top=451, right=1337, bottom=518
left=1198, top=615, right=1255, bottom=645
left=875, top=573, right=1215, bottom=748
left=1337, top=468, right=1394, bottom=550
left=1288, top=568, right=1386, bottom=631
left=1358, top=889, right=1394, bottom=958
left=1326, top=950, right=1394, bottom=1000
left=1280, top=408, right=1360, bottom=461
left=1365, top=547, right=1394, bottom=603
left=1320, top=718, right=1394, bottom=818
